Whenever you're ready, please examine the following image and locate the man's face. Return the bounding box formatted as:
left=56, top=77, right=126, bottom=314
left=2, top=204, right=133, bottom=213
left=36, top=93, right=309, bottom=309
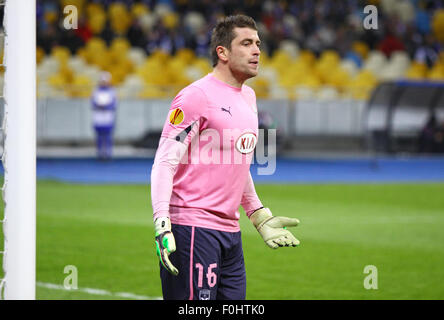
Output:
left=224, top=27, right=261, bottom=80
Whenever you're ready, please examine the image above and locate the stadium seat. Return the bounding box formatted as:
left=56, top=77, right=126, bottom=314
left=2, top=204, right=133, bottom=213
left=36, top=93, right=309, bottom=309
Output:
left=109, top=3, right=131, bottom=35
left=379, top=51, right=411, bottom=80
left=340, top=59, right=359, bottom=77
left=432, top=9, right=444, bottom=42
left=34, top=0, right=443, bottom=104
left=119, top=74, right=144, bottom=98
left=363, top=51, right=388, bottom=79
left=128, top=48, right=147, bottom=67
left=352, top=41, right=369, bottom=60
left=294, top=86, right=315, bottom=100
left=279, top=40, right=300, bottom=59
left=183, top=11, right=206, bottom=35
left=396, top=0, right=415, bottom=23
left=269, top=84, right=289, bottom=99
left=51, top=46, right=71, bottom=64
left=131, top=2, right=150, bottom=18
left=37, top=46, right=45, bottom=65
left=427, top=62, right=444, bottom=80
left=405, top=62, right=428, bottom=79
left=69, top=74, right=94, bottom=98
left=347, top=70, right=378, bottom=100
left=316, top=86, right=339, bottom=100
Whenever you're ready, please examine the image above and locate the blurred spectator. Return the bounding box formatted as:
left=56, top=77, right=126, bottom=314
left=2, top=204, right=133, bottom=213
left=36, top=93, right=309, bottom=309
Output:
left=414, top=34, right=440, bottom=67
left=378, top=30, right=406, bottom=57
left=91, top=72, right=117, bottom=160
left=36, top=0, right=444, bottom=60
left=418, top=114, right=444, bottom=153
left=127, top=18, right=147, bottom=48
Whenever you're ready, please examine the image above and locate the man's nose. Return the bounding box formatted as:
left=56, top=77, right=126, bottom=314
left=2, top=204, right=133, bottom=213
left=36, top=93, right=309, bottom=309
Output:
left=252, top=45, right=260, bottom=56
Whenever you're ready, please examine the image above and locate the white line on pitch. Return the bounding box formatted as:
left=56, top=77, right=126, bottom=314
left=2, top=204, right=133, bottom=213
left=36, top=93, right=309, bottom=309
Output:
left=36, top=281, right=162, bottom=300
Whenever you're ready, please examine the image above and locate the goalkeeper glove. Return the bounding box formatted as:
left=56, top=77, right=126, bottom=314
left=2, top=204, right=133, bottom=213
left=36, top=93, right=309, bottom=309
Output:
left=154, top=217, right=179, bottom=276
left=250, top=207, right=300, bottom=249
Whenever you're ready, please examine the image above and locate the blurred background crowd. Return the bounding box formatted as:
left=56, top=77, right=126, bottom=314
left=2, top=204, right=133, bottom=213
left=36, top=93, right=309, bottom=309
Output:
left=28, top=0, right=444, bottom=100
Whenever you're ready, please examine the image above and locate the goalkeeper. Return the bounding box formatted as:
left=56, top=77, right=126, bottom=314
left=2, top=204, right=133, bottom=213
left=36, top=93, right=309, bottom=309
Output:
left=150, top=15, right=300, bottom=300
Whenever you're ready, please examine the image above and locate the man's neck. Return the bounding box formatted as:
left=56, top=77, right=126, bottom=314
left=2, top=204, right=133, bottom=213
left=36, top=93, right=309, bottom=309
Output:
left=211, top=66, right=245, bottom=88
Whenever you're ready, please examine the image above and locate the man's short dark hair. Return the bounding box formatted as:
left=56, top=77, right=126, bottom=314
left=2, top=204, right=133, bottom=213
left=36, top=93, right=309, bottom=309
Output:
left=210, top=15, right=258, bottom=67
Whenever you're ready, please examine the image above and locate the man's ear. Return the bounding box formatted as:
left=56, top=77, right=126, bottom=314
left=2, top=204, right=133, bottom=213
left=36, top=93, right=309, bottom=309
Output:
left=216, top=45, right=229, bottom=63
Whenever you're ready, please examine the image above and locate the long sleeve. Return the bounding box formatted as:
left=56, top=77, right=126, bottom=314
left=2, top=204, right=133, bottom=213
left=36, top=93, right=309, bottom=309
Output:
left=151, top=137, right=188, bottom=220
left=150, top=85, right=206, bottom=221
left=241, top=172, right=263, bottom=217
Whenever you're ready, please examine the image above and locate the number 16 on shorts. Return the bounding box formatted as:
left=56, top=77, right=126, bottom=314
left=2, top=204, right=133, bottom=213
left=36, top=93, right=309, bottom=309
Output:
left=195, top=263, right=218, bottom=288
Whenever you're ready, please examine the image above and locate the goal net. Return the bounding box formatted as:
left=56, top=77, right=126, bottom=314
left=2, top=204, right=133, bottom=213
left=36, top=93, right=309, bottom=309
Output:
left=0, top=0, right=36, bottom=300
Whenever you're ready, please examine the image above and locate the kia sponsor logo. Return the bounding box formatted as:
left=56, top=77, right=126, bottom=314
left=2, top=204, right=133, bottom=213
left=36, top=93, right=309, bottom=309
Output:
left=236, top=132, right=257, bottom=154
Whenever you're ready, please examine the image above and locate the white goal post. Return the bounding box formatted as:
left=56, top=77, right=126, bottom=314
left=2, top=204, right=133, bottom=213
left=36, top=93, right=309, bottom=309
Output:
left=1, top=0, right=36, bottom=300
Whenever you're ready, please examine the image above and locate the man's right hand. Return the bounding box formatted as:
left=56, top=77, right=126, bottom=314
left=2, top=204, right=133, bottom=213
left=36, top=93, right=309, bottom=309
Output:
left=154, top=217, right=179, bottom=276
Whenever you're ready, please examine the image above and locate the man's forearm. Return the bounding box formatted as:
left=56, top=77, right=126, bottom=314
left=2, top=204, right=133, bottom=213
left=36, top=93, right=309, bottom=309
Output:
left=151, top=137, right=188, bottom=220
left=241, top=172, right=263, bottom=217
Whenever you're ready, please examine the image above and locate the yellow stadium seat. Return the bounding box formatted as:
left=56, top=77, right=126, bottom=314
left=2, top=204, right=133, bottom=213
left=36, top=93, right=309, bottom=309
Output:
left=89, top=12, right=107, bottom=35
left=405, top=62, right=428, bottom=80
left=48, top=73, right=68, bottom=89
left=432, top=9, right=444, bottom=42
left=314, top=51, right=340, bottom=83
left=108, top=3, right=132, bottom=35
left=298, top=50, right=316, bottom=66
left=163, top=12, right=179, bottom=30
left=131, top=3, right=150, bottom=18
left=248, top=77, right=269, bottom=98
left=298, top=74, right=322, bottom=89
left=68, top=74, right=93, bottom=97
left=139, top=85, right=167, bottom=98
left=86, top=37, right=107, bottom=53
left=352, top=41, right=370, bottom=59
left=108, top=65, right=128, bottom=86
left=90, top=51, right=112, bottom=70
left=62, top=0, right=86, bottom=14
left=108, top=2, right=128, bottom=18
left=51, top=46, right=71, bottom=63
left=59, top=63, right=74, bottom=83
left=86, top=2, right=104, bottom=16
left=347, top=70, right=378, bottom=99
left=76, top=47, right=88, bottom=61
left=0, top=51, right=4, bottom=73
left=111, top=38, right=131, bottom=52
left=37, top=46, right=45, bottom=65
left=150, top=50, right=171, bottom=64
left=269, top=49, right=293, bottom=76
left=176, top=48, right=196, bottom=64
left=427, top=62, right=444, bottom=81
left=259, top=51, right=269, bottom=67
left=326, top=67, right=352, bottom=90
left=44, top=11, right=58, bottom=24
left=193, top=57, right=212, bottom=74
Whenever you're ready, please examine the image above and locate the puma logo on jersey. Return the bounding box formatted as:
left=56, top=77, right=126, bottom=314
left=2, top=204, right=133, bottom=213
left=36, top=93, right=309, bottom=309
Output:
left=221, top=107, right=232, bottom=116
left=236, top=132, right=257, bottom=154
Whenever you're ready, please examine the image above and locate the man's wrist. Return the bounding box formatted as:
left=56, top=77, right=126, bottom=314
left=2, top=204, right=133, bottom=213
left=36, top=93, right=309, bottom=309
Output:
left=249, top=207, right=273, bottom=229
left=155, top=216, right=171, bottom=235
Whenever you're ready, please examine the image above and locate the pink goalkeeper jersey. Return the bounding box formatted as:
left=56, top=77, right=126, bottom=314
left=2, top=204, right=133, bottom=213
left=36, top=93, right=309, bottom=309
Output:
left=151, top=73, right=263, bottom=232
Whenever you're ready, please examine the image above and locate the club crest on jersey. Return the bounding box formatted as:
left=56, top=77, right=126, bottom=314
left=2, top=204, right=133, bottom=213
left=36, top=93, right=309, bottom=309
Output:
left=199, top=289, right=211, bottom=300
left=235, top=132, right=257, bottom=154
left=169, top=107, right=184, bottom=125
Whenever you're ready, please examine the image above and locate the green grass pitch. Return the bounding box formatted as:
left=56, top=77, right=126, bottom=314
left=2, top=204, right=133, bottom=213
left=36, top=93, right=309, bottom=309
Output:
left=2, top=180, right=444, bottom=299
